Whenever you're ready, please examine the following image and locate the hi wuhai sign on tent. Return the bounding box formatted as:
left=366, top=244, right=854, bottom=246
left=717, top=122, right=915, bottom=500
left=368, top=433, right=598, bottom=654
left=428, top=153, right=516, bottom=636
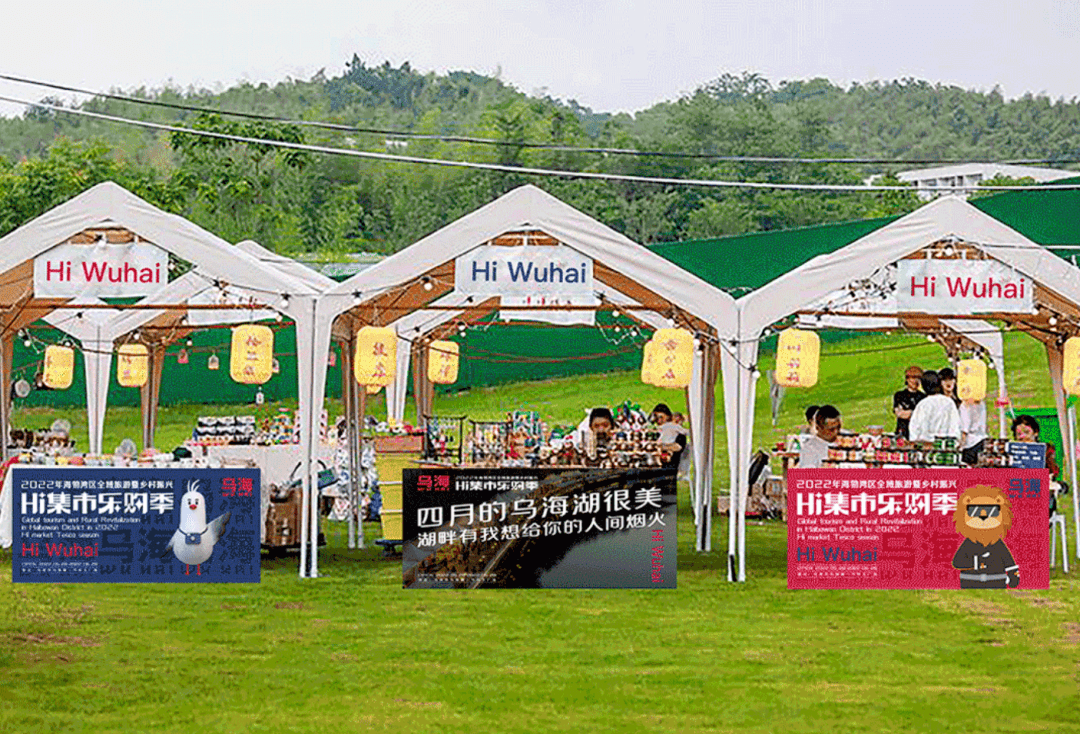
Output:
left=34, top=241, right=169, bottom=298
left=896, top=259, right=1033, bottom=314
left=455, top=245, right=593, bottom=298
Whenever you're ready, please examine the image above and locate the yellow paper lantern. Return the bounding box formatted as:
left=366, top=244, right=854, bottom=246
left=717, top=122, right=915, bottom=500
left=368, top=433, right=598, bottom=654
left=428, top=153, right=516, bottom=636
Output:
left=117, top=344, right=149, bottom=388
left=775, top=328, right=820, bottom=388
left=957, top=358, right=987, bottom=402
left=640, top=337, right=662, bottom=385
left=354, top=326, right=396, bottom=387
left=650, top=328, right=694, bottom=389
left=366, top=383, right=382, bottom=395
left=427, top=340, right=460, bottom=385
left=43, top=345, right=74, bottom=390
left=230, top=324, right=274, bottom=385
left=1063, top=337, right=1080, bottom=396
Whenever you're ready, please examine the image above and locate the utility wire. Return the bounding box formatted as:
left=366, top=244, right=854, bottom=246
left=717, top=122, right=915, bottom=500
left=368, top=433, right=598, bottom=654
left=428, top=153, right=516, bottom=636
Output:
left=4, top=72, right=1080, bottom=167
left=7, top=94, right=1080, bottom=194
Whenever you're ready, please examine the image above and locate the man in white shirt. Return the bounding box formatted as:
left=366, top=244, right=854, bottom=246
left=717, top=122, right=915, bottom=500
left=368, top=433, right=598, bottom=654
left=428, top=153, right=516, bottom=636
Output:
left=908, top=370, right=961, bottom=444
left=798, top=405, right=841, bottom=469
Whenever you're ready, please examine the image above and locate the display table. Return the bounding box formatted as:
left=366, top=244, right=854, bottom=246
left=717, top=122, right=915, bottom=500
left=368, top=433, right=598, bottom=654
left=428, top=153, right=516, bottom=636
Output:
left=191, top=443, right=338, bottom=542
left=0, top=444, right=342, bottom=548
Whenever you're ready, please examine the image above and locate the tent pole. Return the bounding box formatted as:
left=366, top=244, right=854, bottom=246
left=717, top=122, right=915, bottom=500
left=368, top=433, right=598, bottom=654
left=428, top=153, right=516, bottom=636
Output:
left=411, top=346, right=424, bottom=427
left=703, top=343, right=718, bottom=554
left=1045, top=342, right=1072, bottom=562
left=683, top=384, right=699, bottom=527
left=351, top=342, right=364, bottom=549
left=0, top=335, right=12, bottom=461
left=1068, top=403, right=1080, bottom=561
left=139, top=358, right=151, bottom=452
left=340, top=340, right=356, bottom=549
left=148, top=345, right=165, bottom=450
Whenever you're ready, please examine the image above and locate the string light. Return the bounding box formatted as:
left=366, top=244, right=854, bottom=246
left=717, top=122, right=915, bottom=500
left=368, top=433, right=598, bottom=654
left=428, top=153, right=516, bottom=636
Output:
left=422, top=277, right=433, bottom=292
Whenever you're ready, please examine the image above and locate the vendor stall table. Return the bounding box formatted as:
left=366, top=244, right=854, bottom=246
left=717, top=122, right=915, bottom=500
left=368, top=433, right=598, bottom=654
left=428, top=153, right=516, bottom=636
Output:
left=191, top=443, right=338, bottom=543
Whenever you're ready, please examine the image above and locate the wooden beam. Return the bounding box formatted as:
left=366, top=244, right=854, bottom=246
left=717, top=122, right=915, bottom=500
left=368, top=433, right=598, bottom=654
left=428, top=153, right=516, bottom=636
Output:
left=489, top=230, right=560, bottom=247
left=66, top=227, right=141, bottom=245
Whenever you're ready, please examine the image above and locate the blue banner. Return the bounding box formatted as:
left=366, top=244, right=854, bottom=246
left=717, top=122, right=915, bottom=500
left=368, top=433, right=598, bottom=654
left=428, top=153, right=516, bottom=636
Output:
left=12, top=468, right=260, bottom=583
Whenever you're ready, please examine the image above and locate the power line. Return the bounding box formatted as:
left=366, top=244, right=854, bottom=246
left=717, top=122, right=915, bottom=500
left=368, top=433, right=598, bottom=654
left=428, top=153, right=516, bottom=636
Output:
left=5, top=72, right=1080, bottom=167
left=9, top=93, right=1080, bottom=194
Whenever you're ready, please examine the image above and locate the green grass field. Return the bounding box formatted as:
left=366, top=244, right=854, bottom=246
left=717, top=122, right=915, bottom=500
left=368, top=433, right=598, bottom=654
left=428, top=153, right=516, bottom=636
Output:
left=2, top=332, right=1080, bottom=733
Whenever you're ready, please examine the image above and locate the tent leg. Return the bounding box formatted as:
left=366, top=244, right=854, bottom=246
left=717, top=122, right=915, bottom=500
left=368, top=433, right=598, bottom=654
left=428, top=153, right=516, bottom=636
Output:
left=0, top=335, right=11, bottom=461
left=341, top=341, right=356, bottom=549
left=1070, top=404, right=1080, bottom=562
left=352, top=363, right=364, bottom=549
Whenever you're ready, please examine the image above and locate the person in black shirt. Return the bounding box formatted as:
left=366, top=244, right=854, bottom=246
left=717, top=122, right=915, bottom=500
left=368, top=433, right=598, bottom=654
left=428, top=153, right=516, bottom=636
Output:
left=893, top=365, right=925, bottom=438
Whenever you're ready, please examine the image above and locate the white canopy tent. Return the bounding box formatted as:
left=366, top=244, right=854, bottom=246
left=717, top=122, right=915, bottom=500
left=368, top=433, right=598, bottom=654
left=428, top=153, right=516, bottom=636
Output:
left=40, top=300, right=116, bottom=455
left=0, top=182, right=327, bottom=578
left=726, top=195, right=1080, bottom=580
left=315, top=184, right=738, bottom=572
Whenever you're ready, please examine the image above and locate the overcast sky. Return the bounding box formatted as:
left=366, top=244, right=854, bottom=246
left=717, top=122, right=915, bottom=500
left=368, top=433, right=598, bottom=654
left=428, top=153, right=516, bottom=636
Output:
left=1, top=1, right=1078, bottom=118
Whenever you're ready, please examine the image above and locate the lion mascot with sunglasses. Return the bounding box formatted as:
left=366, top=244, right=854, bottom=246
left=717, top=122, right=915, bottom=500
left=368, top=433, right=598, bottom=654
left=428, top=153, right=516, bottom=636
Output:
left=952, top=485, right=1019, bottom=589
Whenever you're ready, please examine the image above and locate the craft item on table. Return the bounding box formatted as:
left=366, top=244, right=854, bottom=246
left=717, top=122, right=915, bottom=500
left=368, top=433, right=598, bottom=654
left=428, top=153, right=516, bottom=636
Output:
left=509, top=411, right=542, bottom=448
left=469, top=420, right=510, bottom=465
left=423, top=415, right=464, bottom=464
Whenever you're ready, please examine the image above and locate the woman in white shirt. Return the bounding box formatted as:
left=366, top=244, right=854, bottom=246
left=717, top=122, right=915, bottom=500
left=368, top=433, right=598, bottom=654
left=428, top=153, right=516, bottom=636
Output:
left=908, top=370, right=961, bottom=444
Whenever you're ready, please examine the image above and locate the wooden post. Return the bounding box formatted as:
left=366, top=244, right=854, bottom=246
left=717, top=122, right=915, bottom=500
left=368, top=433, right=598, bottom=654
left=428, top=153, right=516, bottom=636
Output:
left=0, top=334, right=12, bottom=461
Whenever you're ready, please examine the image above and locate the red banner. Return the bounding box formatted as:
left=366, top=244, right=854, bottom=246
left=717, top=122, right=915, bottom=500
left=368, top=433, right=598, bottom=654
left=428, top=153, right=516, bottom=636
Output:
left=787, top=468, right=1050, bottom=589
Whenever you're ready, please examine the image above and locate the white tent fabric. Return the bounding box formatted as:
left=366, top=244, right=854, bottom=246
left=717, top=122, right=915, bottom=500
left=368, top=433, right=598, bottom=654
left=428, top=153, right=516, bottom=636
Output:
left=98, top=269, right=332, bottom=577
left=730, top=196, right=1080, bottom=580
left=319, top=184, right=738, bottom=562
left=42, top=302, right=116, bottom=455
left=0, top=182, right=326, bottom=578
left=322, top=185, right=736, bottom=334
left=236, top=240, right=336, bottom=291
left=0, top=183, right=310, bottom=299
left=383, top=291, right=476, bottom=424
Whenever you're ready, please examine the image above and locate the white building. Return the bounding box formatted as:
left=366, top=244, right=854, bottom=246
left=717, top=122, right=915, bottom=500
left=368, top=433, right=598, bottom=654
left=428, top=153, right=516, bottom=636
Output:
left=872, top=163, right=1078, bottom=200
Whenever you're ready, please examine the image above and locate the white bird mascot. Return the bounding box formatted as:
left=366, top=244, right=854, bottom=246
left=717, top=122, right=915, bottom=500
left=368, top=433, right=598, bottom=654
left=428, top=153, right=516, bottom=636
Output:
left=162, top=480, right=231, bottom=576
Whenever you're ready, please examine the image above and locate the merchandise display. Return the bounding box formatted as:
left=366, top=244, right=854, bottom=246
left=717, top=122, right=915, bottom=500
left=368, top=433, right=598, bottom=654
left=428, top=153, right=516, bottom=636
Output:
left=433, top=401, right=677, bottom=470
left=782, top=430, right=962, bottom=468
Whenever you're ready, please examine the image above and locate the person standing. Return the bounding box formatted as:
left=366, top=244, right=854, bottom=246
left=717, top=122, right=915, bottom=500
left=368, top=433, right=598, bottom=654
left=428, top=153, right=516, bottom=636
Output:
left=1012, top=414, right=1064, bottom=516
left=651, top=403, right=687, bottom=470
left=908, top=370, right=961, bottom=444
left=801, top=405, right=820, bottom=436
left=958, top=396, right=988, bottom=465
left=893, top=366, right=925, bottom=438
left=798, top=405, right=842, bottom=469
left=939, top=367, right=961, bottom=408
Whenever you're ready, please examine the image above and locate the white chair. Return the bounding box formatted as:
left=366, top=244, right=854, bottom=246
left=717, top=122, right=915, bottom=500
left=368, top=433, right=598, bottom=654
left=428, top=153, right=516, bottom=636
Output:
left=1051, top=485, right=1069, bottom=572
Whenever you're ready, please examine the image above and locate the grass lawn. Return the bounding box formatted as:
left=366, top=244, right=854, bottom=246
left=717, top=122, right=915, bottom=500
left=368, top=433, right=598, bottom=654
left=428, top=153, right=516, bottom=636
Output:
left=2, top=331, right=1080, bottom=732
